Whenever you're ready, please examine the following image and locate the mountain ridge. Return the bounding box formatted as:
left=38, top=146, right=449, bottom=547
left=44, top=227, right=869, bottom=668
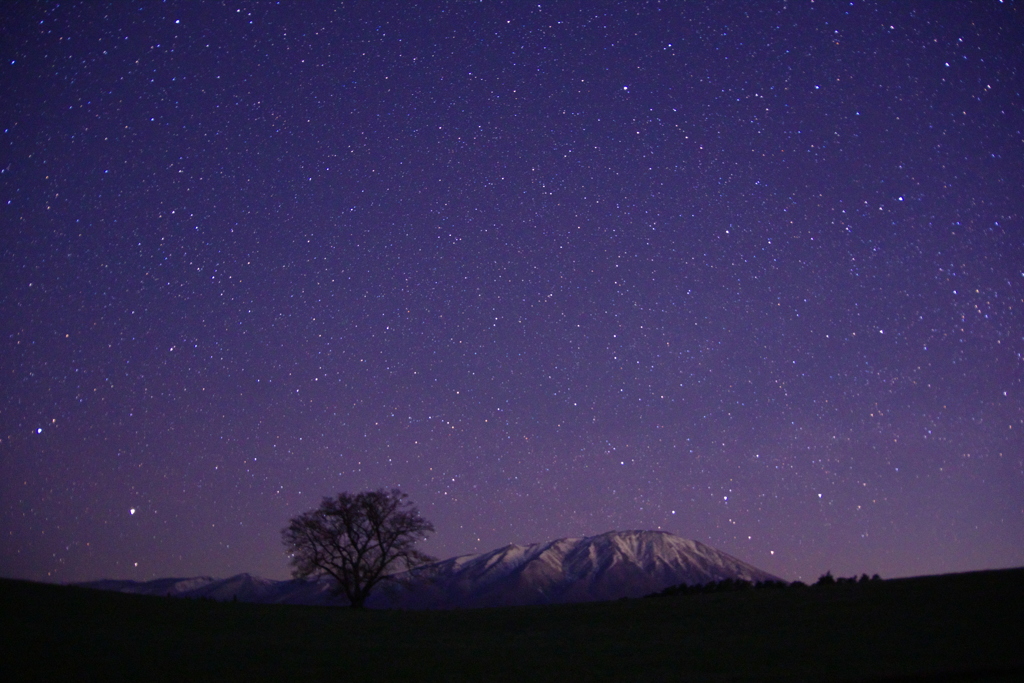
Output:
left=77, top=530, right=783, bottom=609
left=372, top=530, right=782, bottom=608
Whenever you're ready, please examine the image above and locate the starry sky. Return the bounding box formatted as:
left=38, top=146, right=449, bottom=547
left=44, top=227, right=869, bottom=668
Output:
left=2, top=1, right=1022, bottom=585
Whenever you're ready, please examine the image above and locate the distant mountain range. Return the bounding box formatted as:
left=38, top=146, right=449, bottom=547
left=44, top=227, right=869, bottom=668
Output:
left=78, top=530, right=782, bottom=609
left=80, top=572, right=344, bottom=606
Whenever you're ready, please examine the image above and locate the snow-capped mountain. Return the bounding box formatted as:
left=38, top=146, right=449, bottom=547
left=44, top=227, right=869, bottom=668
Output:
left=76, top=530, right=781, bottom=609
left=77, top=573, right=345, bottom=606
left=367, top=530, right=781, bottom=609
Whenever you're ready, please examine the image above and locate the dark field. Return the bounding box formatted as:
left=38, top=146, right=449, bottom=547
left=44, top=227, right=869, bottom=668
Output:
left=2, top=568, right=1022, bottom=682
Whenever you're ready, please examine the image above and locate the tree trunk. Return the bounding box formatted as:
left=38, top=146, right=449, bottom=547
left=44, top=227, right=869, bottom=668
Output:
left=349, top=590, right=368, bottom=609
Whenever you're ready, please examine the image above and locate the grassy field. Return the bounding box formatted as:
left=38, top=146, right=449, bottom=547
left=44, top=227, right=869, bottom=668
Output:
left=2, top=567, right=1022, bottom=682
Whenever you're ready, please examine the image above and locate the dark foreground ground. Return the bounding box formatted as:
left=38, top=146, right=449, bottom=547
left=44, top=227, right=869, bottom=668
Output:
left=2, top=567, right=1022, bottom=682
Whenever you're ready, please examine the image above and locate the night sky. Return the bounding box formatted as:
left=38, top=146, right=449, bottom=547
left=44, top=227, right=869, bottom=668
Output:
left=2, top=1, right=1022, bottom=585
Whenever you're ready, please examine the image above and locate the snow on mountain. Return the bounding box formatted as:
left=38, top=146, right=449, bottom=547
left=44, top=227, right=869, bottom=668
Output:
left=77, top=573, right=346, bottom=606
left=75, top=531, right=781, bottom=609
left=79, top=576, right=219, bottom=597
left=367, top=530, right=782, bottom=609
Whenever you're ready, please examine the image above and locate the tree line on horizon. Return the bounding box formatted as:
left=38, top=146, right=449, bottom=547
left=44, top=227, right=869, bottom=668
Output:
left=648, top=571, right=884, bottom=598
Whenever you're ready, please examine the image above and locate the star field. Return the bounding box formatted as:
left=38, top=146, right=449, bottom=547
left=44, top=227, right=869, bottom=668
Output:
left=1, top=1, right=1022, bottom=583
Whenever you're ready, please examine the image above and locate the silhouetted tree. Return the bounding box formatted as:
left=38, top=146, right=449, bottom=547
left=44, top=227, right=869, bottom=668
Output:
left=815, top=571, right=836, bottom=586
left=282, top=488, right=435, bottom=608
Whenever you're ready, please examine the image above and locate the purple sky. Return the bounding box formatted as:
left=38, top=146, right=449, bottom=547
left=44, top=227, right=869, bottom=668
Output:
left=2, top=1, right=1021, bottom=584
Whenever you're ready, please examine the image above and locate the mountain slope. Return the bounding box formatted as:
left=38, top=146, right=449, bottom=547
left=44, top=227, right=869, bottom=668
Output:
left=77, top=573, right=345, bottom=606
left=76, top=530, right=781, bottom=609
left=368, top=530, right=782, bottom=608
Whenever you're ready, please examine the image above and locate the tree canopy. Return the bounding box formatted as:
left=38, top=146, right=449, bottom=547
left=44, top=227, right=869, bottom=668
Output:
left=282, top=488, right=435, bottom=608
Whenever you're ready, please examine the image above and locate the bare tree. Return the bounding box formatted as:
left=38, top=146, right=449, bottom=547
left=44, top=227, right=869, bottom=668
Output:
left=282, top=488, right=435, bottom=608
